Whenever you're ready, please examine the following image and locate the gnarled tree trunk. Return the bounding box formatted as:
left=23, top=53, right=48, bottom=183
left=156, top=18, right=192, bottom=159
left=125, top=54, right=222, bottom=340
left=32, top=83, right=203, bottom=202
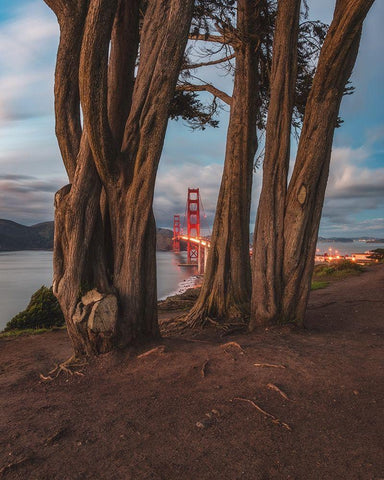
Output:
left=251, top=0, right=374, bottom=329
left=186, top=0, right=262, bottom=327
left=47, top=0, right=194, bottom=355
left=250, top=0, right=301, bottom=328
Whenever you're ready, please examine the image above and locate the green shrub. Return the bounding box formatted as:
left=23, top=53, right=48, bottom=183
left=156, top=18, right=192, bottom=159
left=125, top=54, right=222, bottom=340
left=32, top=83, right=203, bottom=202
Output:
left=368, top=248, right=384, bottom=262
left=313, top=260, right=364, bottom=279
left=4, top=286, right=64, bottom=331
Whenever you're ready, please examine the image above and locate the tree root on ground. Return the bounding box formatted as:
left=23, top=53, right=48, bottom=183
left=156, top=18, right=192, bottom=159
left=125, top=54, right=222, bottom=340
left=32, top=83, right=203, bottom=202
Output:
left=39, top=355, right=87, bottom=381
left=0, top=455, right=34, bottom=477
left=254, top=363, right=286, bottom=369
left=200, top=359, right=210, bottom=378
left=233, top=397, right=291, bottom=431
left=137, top=346, right=165, bottom=359
left=220, top=341, right=245, bottom=354
left=267, top=383, right=291, bottom=401
left=186, top=313, right=248, bottom=335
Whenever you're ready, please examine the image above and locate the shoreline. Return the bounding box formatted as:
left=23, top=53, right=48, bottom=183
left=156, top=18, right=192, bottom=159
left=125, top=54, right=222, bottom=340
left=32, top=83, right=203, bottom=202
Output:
left=159, top=274, right=203, bottom=301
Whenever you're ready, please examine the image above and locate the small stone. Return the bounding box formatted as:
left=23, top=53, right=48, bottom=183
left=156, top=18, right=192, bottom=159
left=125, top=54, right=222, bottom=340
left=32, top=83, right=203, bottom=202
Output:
left=88, top=294, right=118, bottom=333
left=82, top=289, right=103, bottom=305
left=211, top=409, right=221, bottom=416
left=353, top=390, right=359, bottom=395
left=196, top=421, right=205, bottom=429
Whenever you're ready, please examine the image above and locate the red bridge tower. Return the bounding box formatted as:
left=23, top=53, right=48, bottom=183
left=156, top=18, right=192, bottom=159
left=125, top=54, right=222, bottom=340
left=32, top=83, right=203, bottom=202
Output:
left=173, top=214, right=180, bottom=252
left=187, top=188, right=200, bottom=265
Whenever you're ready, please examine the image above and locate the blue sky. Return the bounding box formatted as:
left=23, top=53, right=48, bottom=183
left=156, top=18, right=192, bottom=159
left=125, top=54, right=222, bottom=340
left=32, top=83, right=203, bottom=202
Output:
left=0, top=0, right=383, bottom=237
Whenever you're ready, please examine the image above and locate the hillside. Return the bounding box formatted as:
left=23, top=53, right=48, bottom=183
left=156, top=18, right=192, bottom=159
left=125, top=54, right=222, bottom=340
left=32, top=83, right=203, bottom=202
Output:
left=0, top=219, right=53, bottom=251
left=0, top=219, right=175, bottom=252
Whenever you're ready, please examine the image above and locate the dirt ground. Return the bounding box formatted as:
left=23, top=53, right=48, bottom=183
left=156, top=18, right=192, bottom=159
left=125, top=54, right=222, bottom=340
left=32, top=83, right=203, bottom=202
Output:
left=1, top=265, right=383, bottom=480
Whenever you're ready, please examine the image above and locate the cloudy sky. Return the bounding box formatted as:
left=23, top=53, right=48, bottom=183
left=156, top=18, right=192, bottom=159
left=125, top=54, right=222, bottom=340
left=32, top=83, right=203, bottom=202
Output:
left=0, top=1, right=383, bottom=237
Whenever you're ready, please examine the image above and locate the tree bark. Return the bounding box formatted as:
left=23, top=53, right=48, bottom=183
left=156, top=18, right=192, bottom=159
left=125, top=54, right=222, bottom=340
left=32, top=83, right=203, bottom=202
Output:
left=281, top=0, right=374, bottom=325
left=186, top=0, right=262, bottom=326
left=251, top=0, right=374, bottom=329
left=48, top=0, right=194, bottom=355
left=250, top=0, right=301, bottom=329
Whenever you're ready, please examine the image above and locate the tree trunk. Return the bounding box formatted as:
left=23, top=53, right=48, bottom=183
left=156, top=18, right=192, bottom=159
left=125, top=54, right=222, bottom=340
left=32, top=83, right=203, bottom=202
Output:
left=251, top=0, right=374, bottom=329
left=47, top=0, right=194, bottom=355
left=250, top=0, right=301, bottom=329
left=53, top=138, right=113, bottom=356
left=186, top=0, right=261, bottom=327
left=282, top=0, right=373, bottom=325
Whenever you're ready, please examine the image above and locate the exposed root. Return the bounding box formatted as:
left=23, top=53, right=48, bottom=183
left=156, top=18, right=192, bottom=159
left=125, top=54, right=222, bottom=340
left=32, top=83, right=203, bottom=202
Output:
left=267, top=383, right=291, bottom=401
left=39, top=355, right=87, bottom=381
left=44, top=427, right=69, bottom=446
left=186, top=313, right=210, bottom=330
left=200, top=359, right=209, bottom=378
left=0, top=455, right=34, bottom=477
left=160, top=316, right=189, bottom=336
left=207, top=317, right=220, bottom=327
left=137, top=346, right=165, bottom=359
left=220, top=341, right=245, bottom=354
left=220, top=322, right=248, bottom=336
left=182, top=338, right=211, bottom=344
left=254, top=363, right=286, bottom=369
left=233, top=397, right=291, bottom=431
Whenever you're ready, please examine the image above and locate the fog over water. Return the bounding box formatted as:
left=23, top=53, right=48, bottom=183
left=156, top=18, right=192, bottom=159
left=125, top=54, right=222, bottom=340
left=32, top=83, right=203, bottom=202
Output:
left=1, top=241, right=383, bottom=330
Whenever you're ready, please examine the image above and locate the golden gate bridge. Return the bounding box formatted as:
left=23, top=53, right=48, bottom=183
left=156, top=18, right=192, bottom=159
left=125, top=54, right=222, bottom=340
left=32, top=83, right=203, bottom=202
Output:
left=172, top=188, right=210, bottom=274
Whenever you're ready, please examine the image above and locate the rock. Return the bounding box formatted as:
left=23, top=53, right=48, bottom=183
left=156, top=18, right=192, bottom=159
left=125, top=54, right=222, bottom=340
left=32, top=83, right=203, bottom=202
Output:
left=73, top=302, right=92, bottom=325
left=81, top=289, right=103, bottom=305
left=87, top=294, right=118, bottom=333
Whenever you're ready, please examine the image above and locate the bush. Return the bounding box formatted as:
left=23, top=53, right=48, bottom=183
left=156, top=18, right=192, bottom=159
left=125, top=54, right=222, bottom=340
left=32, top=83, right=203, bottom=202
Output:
left=368, top=248, right=384, bottom=262
left=4, top=286, right=64, bottom=331
left=313, top=260, right=364, bottom=278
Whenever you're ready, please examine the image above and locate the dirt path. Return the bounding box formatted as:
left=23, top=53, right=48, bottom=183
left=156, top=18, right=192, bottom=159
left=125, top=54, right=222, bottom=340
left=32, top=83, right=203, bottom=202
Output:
left=1, top=265, right=383, bottom=479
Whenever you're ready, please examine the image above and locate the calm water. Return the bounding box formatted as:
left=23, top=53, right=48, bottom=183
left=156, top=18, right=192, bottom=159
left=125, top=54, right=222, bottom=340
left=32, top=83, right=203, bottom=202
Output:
left=0, top=250, right=197, bottom=330
left=1, top=241, right=383, bottom=330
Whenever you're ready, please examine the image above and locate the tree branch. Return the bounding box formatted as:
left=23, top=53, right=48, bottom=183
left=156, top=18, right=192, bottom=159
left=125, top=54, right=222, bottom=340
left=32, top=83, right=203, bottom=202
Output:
left=177, top=83, right=232, bottom=105
left=53, top=7, right=88, bottom=181
left=108, top=0, right=140, bottom=148
left=182, top=52, right=235, bottom=71
left=188, top=33, right=225, bottom=44
left=79, top=0, right=118, bottom=183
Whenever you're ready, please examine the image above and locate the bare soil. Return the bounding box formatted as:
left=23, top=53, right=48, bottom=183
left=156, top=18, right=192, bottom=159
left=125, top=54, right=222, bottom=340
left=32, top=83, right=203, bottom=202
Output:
left=1, top=265, right=383, bottom=480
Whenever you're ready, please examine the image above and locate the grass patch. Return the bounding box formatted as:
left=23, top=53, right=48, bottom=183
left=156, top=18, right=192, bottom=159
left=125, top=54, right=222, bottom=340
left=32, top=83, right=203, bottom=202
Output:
left=311, top=281, right=329, bottom=290
left=313, top=260, right=365, bottom=281
left=0, top=326, right=66, bottom=339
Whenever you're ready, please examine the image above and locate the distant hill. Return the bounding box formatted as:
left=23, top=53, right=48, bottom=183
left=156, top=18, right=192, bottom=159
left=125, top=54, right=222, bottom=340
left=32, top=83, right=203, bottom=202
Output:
left=0, top=219, right=175, bottom=252
left=318, top=236, right=354, bottom=243
left=0, top=220, right=54, bottom=251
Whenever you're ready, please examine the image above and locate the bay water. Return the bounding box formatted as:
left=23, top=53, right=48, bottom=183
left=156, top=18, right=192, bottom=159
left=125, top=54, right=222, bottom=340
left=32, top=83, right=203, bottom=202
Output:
left=0, top=250, right=197, bottom=331
left=1, top=241, right=382, bottom=331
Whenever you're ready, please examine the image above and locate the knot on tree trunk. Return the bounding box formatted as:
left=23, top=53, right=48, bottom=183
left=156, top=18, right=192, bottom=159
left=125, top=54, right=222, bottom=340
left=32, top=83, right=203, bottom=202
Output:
left=72, top=289, right=118, bottom=355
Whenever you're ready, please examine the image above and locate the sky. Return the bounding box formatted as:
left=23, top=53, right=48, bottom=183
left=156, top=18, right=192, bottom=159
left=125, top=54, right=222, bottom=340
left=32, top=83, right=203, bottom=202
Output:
left=0, top=0, right=383, bottom=238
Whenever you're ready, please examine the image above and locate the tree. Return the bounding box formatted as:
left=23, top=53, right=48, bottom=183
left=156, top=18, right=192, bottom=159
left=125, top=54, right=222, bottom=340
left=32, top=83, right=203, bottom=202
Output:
left=45, top=0, right=194, bottom=356
left=181, top=0, right=327, bottom=326
left=185, top=0, right=265, bottom=326
left=250, top=0, right=374, bottom=329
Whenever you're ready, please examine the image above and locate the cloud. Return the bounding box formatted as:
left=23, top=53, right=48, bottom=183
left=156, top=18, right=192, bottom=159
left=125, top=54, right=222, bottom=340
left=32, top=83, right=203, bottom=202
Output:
left=154, top=162, right=224, bottom=229
left=0, top=174, right=65, bottom=225
left=0, top=1, right=58, bottom=125
left=320, top=141, right=384, bottom=235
